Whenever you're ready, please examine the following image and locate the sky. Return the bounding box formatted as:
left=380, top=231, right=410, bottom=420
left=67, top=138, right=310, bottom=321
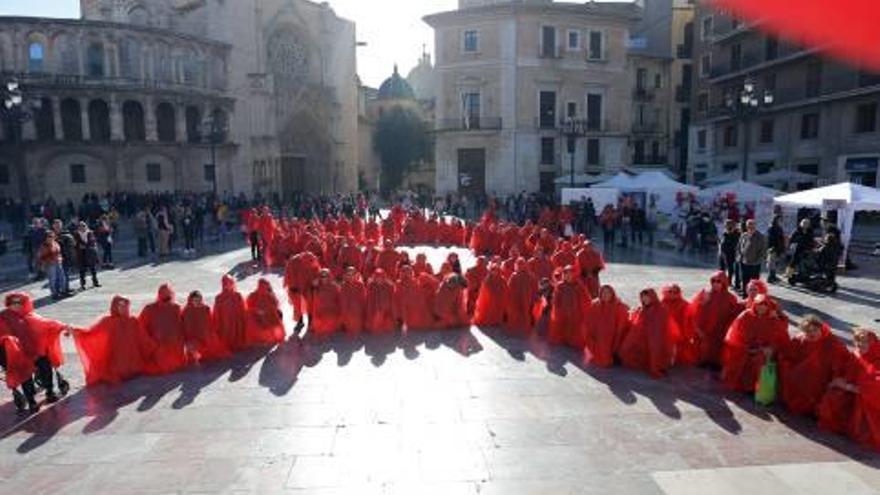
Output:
left=0, top=0, right=458, bottom=87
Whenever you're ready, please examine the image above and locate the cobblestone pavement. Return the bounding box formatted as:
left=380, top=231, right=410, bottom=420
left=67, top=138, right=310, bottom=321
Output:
left=0, top=242, right=878, bottom=494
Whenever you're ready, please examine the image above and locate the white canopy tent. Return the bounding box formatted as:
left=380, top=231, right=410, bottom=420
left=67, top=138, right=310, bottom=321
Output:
left=697, top=180, right=781, bottom=203
left=553, top=173, right=613, bottom=186
left=774, top=182, right=880, bottom=261
left=702, top=172, right=740, bottom=186
left=593, top=171, right=697, bottom=213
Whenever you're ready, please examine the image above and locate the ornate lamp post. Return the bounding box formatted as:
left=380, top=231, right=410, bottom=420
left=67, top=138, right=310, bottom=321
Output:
left=725, top=78, right=774, bottom=181
left=1, top=79, right=41, bottom=207
left=201, top=115, right=228, bottom=197
left=559, top=117, right=589, bottom=188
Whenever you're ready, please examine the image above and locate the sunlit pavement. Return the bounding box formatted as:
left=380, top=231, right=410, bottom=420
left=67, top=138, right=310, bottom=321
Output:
left=1, top=244, right=878, bottom=494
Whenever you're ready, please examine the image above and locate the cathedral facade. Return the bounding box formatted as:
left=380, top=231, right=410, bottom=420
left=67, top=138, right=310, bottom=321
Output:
left=0, top=0, right=358, bottom=202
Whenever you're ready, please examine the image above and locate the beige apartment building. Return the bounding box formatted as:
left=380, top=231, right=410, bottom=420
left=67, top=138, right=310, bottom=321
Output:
left=689, top=1, right=880, bottom=190
left=425, top=0, right=640, bottom=196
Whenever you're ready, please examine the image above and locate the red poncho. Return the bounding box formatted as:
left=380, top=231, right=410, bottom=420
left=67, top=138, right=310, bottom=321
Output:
left=434, top=276, right=469, bottom=329
left=309, top=279, right=341, bottom=338
left=661, top=285, right=699, bottom=366
left=464, top=258, right=488, bottom=315
left=417, top=273, right=441, bottom=330
left=182, top=296, right=229, bottom=363
left=0, top=335, right=33, bottom=389
left=245, top=279, right=286, bottom=347
left=340, top=275, right=367, bottom=335
left=394, top=271, right=433, bottom=331
left=527, top=255, right=554, bottom=283
left=0, top=292, right=66, bottom=369
left=548, top=279, right=591, bottom=348
left=720, top=297, right=791, bottom=392
left=689, top=273, right=744, bottom=366
left=473, top=267, right=507, bottom=327
left=817, top=333, right=880, bottom=449
left=584, top=286, right=629, bottom=368
left=779, top=323, right=849, bottom=416
left=376, top=246, right=401, bottom=280
left=139, top=285, right=187, bottom=375
left=213, top=275, right=248, bottom=352
left=366, top=270, right=396, bottom=334
left=73, top=296, right=153, bottom=386
left=505, top=263, right=538, bottom=335
left=619, top=289, right=680, bottom=378
left=575, top=242, right=605, bottom=298
left=284, top=251, right=321, bottom=318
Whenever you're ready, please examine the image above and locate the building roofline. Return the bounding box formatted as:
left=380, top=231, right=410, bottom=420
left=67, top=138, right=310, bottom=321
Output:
left=0, top=16, right=232, bottom=50
left=423, top=2, right=641, bottom=27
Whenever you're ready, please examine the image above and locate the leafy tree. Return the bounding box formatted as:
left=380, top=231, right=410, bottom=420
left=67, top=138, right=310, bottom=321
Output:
left=373, top=105, right=432, bottom=194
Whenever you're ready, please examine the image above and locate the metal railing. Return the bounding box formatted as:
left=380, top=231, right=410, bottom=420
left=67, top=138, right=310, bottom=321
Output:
left=435, top=117, right=502, bottom=132
left=0, top=71, right=228, bottom=94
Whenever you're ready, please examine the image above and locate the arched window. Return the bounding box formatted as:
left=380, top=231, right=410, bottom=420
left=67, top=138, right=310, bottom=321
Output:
left=86, top=42, right=105, bottom=77
left=28, top=42, right=45, bottom=72
left=54, top=34, right=79, bottom=74
left=129, top=6, right=149, bottom=26
left=60, top=98, right=82, bottom=141
left=88, top=100, right=111, bottom=142
left=156, top=44, right=172, bottom=83
left=185, top=106, right=201, bottom=143
left=35, top=97, right=55, bottom=141
left=122, top=101, right=146, bottom=141
left=156, top=102, right=176, bottom=142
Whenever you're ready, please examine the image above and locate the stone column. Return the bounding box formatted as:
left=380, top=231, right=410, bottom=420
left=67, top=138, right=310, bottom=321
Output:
left=21, top=116, right=36, bottom=141
left=51, top=96, right=64, bottom=140
left=80, top=97, right=91, bottom=141
left=145, top=97, right=157, bottom=141
left=109, top=94, right=123, bottom=141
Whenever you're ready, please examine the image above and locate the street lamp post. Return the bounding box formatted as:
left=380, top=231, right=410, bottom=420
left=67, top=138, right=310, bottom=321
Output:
left=559, top=117, right=589, bottom=188
left=725, top=78, right=774, bottom=182
left=201, top=116, right=228, bottom=197
left=1, top=79, right=40, bottom=208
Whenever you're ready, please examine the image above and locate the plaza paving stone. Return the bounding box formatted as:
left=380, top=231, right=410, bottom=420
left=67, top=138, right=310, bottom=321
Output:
left=0, top=242, right=878, bottom=494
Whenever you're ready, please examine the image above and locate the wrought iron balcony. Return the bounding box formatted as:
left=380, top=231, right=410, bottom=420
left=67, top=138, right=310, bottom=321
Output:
left=435, top=117, right=502, bottom=132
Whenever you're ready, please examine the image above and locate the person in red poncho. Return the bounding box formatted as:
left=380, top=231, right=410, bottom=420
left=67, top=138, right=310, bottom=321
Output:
left=182, top=291, right=229, bottom=363
left=465, top=256, right=488, bottom=315
left=73, top=296, right=153, bottom=388
left=584, top=285, right=630, bottom=368
left=619, top=288, right=679, bottom=378
left=548, top=266, right=591, bottom=348
left=660, top=285, right=698, bottom=366
left=340, top=267, right=367, bottom=336
left=434, top=274, right=469, bottom=329
left=309, top=269, right=341, bottom=339
left=689, top=272, right=744, bottom=367
left=505, top=258, right=539, bottom=336
left=376, top=239, right=401, bottom=280
left=527, top=247, right=554, bottom=283
left=720, top=295, right=790, bottom=393
left=417, top=271, right=441, bottom=330
left=213, top=275, right=248, bottom=352
left=779, top=315, right=849, bottom=416
left=817, top=328, right=880, bottom=450
left=284, top=251, right=321, bottom=328
left=743, top=279, right=769, bottom=308
left=473, top=264, right=507, bottom=327
left=245, top=279, right=286, bottom=346
left=575, top=241, right=605, bottom=299
left=1, top=292, right=69, bottom=412
left=139, top=284, right=186, bottom=375
left=413, top=253, right=434, bottom=276
left=366, top=269, right=396, bottom=334
left=394, top=264, right=432, bottom=331
left=551, top=242, right=576, bottom=270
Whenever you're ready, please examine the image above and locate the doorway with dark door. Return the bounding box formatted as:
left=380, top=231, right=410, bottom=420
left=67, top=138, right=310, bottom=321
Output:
left=281, top=156, right=306, bottom=199
left=457, top=148, right=486, bottom=197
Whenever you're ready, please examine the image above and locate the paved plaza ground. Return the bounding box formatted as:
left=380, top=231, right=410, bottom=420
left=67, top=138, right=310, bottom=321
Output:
left=0, top=241, right=879, bottom=494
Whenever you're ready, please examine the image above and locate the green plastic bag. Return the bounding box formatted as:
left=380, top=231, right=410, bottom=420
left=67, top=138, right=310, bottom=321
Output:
left=755, top=361, right=778, bottom=407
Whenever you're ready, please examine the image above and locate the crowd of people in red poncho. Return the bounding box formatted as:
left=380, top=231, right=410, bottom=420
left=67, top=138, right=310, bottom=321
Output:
left=0, top=204, right=878, bottom=452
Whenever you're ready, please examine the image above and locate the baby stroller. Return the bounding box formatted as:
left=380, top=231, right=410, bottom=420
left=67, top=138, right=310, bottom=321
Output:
left=0, top=337, right=70, bottom=414
left=787, top=246, right=840, bottom=294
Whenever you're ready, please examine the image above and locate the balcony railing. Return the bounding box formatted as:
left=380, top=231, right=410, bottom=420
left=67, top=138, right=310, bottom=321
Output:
left=675, top=85, right=691, bottom=103
left=676, top=43, right=693, bottom=59
left=533, top=118, right=611, bottom=132
left=0, top=70, right=228, bottom=94
left=633, top=88, right=654, bottom=101
left=436, top=117, right=502, bottom=132
left=632, top=121, right=661, bottom=134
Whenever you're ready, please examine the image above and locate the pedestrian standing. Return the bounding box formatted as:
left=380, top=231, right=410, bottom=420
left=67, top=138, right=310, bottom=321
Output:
left=737, top=219, right=767, bottom=297
left=766, top=215, right=786, bottom=283
left=95, top=214, right=114, bottom=268
left=38, top=231, right=67, bottom=300
left=718, top=219, right=740, bottom=283
left=134, top=210, right=149, bottom=257
left=157, top=208, right=173, bottom=259
left=74, top=222, right=100, bottom=290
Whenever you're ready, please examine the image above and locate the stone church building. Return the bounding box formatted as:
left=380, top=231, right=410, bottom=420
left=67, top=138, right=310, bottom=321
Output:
left=0, top=0, right=358, bottom=202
